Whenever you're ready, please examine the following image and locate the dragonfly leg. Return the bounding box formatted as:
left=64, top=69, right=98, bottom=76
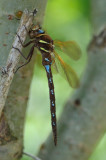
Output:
left=12, top=46, right=28, bottom=60
left=23, top=25, right=34, bottom=38
left=14, top=45, right=34, bottom=73
left=23, top=25, right=29, bottom=33
left=16, top=33, right=35, bottom=47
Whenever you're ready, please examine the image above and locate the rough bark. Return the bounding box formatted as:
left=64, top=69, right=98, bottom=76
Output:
left=38, top=0, right=106, bottom=160
left=0, top=0, right=47, bottom=160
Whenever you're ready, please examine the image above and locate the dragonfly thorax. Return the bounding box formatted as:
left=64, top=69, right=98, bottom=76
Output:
left=36, top=34, right=54, bottom=53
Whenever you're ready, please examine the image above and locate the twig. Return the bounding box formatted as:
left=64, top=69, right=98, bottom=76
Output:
left=0, top=9, right=36, bottom=117
left=23, top=152, right=42, bottom=160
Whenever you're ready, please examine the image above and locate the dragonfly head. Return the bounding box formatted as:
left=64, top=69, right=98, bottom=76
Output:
left=29, top=25, right=45, bottom=39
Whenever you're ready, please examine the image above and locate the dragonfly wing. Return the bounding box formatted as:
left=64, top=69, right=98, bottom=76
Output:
left=54, top=40, right=81, bottom=60
left=35, top=53, right=43, bottom=68
left=53, top=51, right=80, bottom=88
left=50, top=53, right=59, bottom=74
left=35, top=53, right=58, bottom=74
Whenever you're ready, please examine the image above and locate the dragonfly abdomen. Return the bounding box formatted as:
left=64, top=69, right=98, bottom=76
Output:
left=42, top=55, right=57, bottom=145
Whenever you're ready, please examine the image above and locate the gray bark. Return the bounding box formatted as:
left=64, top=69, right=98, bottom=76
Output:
left=38, top=0, right=106, bottom=160
left=0, top=0, right=47, bottom=160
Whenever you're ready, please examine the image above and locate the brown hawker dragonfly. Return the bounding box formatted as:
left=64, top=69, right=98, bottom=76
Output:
left=13, top=24, right=81, bottom=145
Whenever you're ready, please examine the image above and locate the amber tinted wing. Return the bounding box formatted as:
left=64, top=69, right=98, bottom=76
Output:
left=52, top=51, right=79, bottom=88
left=35, top=52, right=59, bottom=74
left=54, top=40, right=81, bottom=60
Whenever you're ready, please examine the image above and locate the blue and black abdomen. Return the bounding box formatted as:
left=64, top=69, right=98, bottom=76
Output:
left=42, top=53, right=57, bottom=145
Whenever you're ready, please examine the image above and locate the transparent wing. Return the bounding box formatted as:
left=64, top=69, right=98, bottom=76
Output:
left=35, top=53, right=58, bottom=74
left=52, top=51, right=80, bottom=88
left=35, top=53, right=43, bottom=68
left=54, top=40, right=81, bottom=60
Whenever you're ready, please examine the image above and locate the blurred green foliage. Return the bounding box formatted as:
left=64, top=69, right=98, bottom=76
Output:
left=21, top=0, right=106, bottom=160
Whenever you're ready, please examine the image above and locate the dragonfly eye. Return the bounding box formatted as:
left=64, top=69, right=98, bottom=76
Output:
left=38, top=29, right=45, bottom=34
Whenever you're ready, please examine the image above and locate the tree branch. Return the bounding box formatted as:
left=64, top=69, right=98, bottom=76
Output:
left=0, top=9, right=34, bottom=117
left=23, top=152, right=42, bottom=160
left=0, top=0, right=47, bottom=159
left=38, top=0, right=106, bottom=160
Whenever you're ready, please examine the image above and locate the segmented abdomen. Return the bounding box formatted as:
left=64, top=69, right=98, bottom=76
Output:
left=42, top=55, right=57, bottom=145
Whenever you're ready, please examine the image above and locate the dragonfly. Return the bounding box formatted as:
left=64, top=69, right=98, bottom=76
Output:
left=13, top=24, right=81, bottom=146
